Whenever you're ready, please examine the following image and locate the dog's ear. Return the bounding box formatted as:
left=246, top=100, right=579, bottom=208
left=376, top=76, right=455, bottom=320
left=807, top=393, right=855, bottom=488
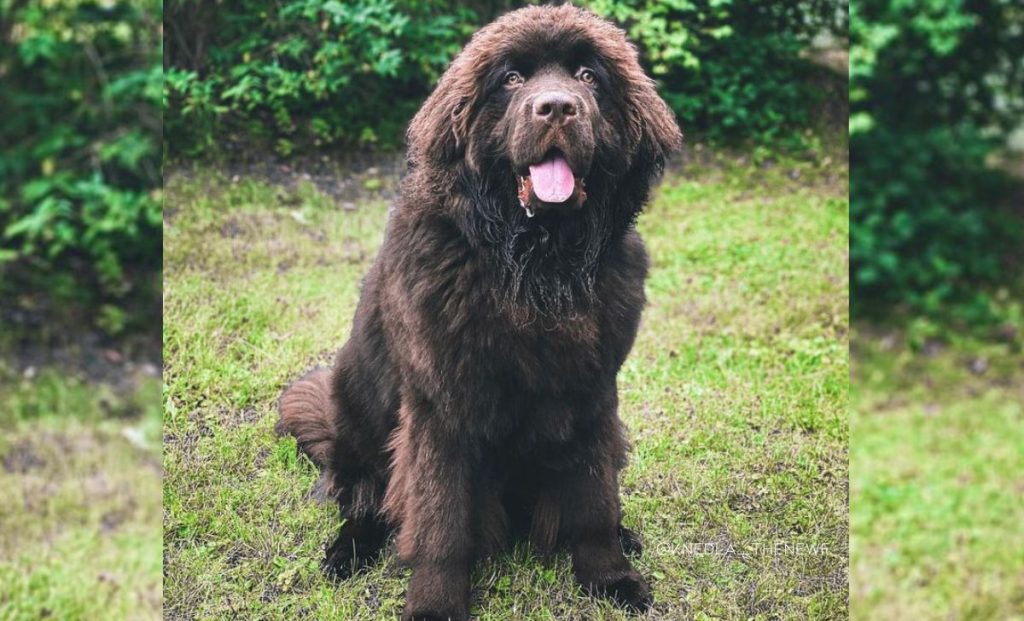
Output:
left=607, top=71, right=682, bottom=223
left=627, top=76, right=683, bottom=177
left=407, top=79, right=475, bottom=166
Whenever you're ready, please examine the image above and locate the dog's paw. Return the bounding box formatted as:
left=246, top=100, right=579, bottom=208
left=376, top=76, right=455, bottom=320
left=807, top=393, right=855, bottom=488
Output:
left=591, top=570, right=653, bottom=614
left=618, top=525, right=644, bottom=557
left=321, top=542, right=361, bottom=580
left=321, top=534, right=381, bottom=581
left=402, top=608, right=465, bottom=621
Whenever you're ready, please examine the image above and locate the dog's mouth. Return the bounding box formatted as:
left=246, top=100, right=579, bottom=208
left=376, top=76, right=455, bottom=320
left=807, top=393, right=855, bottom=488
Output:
left=516, top=150, right=587, bottom=218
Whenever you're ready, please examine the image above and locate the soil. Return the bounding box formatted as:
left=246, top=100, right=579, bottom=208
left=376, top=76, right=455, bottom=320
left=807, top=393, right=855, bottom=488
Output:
left=1, top=290, right=161, bottom=389
left=168, top=150, right=407, bottom=212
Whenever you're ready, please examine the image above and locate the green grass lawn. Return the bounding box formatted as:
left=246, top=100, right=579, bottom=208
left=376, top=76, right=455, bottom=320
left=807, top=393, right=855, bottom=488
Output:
left=163, top=151, right=849, bottom=620
left=0, top=371, right=163, bottom=620
left=851, top=330, right=1024, bottom=620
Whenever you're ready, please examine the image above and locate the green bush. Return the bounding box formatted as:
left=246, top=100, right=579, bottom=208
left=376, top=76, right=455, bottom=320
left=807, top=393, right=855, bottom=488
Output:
left=164, top=0, right=480, bottom=156
left=590, top=0, right=846, bottom=147
left=0, top=0, right=162, bottom=304
left=164, top=0, right=847, bottom=157
left=850, top=0, right=1024, bottom=320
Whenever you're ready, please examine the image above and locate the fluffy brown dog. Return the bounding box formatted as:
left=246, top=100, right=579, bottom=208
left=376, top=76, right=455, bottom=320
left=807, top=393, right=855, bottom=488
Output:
left=277, top=5, right=681, bottom=620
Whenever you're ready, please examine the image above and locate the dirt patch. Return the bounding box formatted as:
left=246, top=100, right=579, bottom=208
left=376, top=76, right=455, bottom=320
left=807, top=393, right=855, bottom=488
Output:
left=168, top=150, right=406, bottom=213
left=1, top=327, right=161, bottom=396
left=100, top=497, right=138, bottom=535
left=2, top=439, right=46, bottom=473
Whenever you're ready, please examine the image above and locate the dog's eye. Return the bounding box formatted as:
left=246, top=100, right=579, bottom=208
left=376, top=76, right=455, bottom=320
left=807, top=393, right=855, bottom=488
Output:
left=503, top=71, right=524, bottom=87
left=577, top=68, right=597, bottom=86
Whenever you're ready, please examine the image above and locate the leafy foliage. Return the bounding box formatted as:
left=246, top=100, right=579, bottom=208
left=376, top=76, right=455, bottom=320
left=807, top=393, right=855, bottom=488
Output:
left=164, top=0, right=480, bottom=156
left=0, top=0, right=162, bottom=305
left=164, top=0, right=847, bottom=157
left=850, top=0, right=1024, bottom=319
left=590, top=0, right=847, bottom=146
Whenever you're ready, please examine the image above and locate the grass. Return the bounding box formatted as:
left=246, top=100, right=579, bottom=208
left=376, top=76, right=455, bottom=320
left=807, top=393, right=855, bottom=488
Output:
left=0, top=369, right=163, bottom=620
left=851, top=329, right=1024, bottom=619
left=162, top=149, right=849, bottom=620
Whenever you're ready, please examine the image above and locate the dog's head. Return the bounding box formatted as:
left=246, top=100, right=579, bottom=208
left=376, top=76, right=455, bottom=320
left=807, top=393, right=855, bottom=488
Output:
left=408, top=4, right=682, bottom=219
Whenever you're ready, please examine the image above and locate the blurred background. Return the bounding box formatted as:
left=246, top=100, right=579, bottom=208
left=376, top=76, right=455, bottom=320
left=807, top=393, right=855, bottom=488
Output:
left=0, top=1, right=162, bottom=619
left=849, top=1, right=1024, bottom=619
left=162, top=1, right=850, bottom=619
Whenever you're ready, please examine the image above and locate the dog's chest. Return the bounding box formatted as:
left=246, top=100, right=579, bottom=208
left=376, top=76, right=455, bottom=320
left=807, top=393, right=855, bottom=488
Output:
left=479, top=307, right=604, bottom=389
left=460, top=313, right=606, bottom=448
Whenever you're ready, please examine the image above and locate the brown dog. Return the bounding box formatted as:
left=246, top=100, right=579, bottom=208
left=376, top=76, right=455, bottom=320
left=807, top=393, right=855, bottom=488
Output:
left=278, top=5, right=681, bottom=620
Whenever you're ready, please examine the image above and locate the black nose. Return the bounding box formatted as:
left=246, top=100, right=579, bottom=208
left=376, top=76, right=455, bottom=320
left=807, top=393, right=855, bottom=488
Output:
left=532, top=91, right=578, bottom=125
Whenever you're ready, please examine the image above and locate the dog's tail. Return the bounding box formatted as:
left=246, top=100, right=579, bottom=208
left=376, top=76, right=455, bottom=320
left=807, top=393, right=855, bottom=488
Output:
left=276, top=366, right=337, bottom=499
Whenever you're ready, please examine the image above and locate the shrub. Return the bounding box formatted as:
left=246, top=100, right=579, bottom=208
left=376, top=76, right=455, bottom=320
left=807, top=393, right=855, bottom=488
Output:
left=850, top=0, right=1024, bottom=320
left=163, top=0, right=848, bottom=157
left=589, top=0, right=847, bottom=147
left=164, top=0, right=480, bottom=156
left=850, top=127, right=1013, bottom=317
left=0, top=0, right=162, bottom=305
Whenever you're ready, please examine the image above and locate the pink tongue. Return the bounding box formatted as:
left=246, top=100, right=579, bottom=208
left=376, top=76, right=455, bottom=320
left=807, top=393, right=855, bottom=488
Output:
left=528, top=155, right=575, bottom=203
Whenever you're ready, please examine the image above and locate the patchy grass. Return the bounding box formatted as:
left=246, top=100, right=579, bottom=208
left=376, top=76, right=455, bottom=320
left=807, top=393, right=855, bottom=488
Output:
left=851, top=330, right=1024, bottom=620
left=0, top=370, right=163, bottom=620
left=163, top=151, right=848, bottom=620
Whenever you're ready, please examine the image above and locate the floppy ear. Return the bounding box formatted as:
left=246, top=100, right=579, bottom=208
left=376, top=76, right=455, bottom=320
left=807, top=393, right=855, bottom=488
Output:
left=608, top=73, right=682, bottom=223
left=406, top=79, right=475, bottom=166
left=627, top=76, right=683, bottom=176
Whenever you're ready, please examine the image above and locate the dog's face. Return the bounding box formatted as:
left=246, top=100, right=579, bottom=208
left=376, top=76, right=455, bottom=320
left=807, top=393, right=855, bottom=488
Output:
left=407, top=5, right=682, bottom=220
left=484, top=44, right=612, bottom=215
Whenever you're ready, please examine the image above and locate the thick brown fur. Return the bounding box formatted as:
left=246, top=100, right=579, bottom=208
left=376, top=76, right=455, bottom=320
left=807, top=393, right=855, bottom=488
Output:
left=278, top=5, right=681, bottom=620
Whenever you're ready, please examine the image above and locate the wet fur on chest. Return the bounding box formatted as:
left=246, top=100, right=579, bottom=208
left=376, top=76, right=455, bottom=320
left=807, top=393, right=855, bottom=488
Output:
left=380, top=213, right=614, bottom=388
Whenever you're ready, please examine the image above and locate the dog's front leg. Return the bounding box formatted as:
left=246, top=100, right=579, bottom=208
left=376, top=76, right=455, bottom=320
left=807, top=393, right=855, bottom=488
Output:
left=391, top=406, right=477, bottom=621
left=560, top=455, right=652, bottom=613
